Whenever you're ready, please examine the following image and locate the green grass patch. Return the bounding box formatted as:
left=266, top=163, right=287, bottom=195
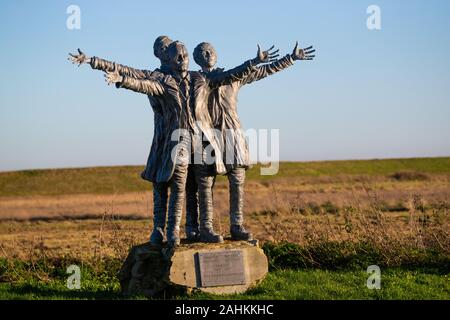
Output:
left=192, top=269, right=449, bottom=300
left=245, top=157, right=450, bottom=180
left=1, top=267, right=447, bottom=300
left=0, top=239, right=448, bottom=300
left=263, top=241, right=450, bottom=272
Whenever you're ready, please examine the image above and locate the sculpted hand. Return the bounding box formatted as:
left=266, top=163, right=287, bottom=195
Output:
left=104, top=64, right=123, bottom=85
left=292, top=42, right=315, bottom=61
left=255, top=44, right=280, bottom=64
left=68, top=48, right=91, bottom=66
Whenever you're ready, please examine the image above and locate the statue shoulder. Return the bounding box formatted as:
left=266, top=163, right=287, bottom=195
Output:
left=144, top=69, right=165, bottom=80
left=190, top=70, right=203, bottom=78
left=190, top=71, right=208, bottom=84
left=211, top=67, right=225, bottom=74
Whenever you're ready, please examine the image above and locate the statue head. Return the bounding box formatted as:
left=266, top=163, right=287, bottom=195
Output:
left=193, top=42, right=217, bottom=70
left=167, top=41, right=189, bottom=73
left=153, top=35, right=173, bottom=65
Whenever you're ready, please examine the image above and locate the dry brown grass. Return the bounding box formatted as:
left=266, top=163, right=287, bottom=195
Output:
left=1, top=174, right=449, bottom=221
left=0, top=172, right=449, bottom=264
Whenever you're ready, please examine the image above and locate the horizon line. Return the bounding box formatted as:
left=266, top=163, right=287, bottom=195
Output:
left=1, top=155, right=449, bottom=174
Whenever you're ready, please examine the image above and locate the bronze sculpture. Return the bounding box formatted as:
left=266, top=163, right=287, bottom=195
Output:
left=69, top=36, right=314, bottom=247
left=70, top=36, right=178, bottom=245
left=191, top=41, right=315, bottom=241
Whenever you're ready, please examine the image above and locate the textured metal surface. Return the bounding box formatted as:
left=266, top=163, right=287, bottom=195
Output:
left=198, top=250, right=246, bottom=287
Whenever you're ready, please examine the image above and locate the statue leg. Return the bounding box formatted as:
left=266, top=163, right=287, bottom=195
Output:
left=167, top=164, right=188, bottom=247
left=228, top=167, right=253, bottom=241
left=150, top=182, right=168, bottom=245
left=166, top=130, right=193, bottom=247
left=195, top=164, right=223, bottom=243
left=185, top=165, right=200, bottom=241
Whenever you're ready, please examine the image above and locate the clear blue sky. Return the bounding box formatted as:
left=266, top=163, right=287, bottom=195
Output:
left=1, top=0, right=449, bottom=171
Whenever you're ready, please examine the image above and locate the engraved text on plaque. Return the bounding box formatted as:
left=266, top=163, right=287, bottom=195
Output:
left=198, top=250, right=246, bottom=287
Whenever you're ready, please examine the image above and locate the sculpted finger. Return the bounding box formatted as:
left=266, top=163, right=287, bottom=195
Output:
left=305, top=49, right=316, bottom=55
left=304, top=46, right=313, bottom=51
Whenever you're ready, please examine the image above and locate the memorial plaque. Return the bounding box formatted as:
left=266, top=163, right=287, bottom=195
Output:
left=198, top=250, right=246, bottom=287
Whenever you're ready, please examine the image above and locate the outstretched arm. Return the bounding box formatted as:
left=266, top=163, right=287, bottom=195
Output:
left=68, top=49, right=147, bottom=79
left=242, top=42, right=315, bottom=85
left=207, top=45, right=280, bottom=87
left=104, top=67, right=165, bottom=96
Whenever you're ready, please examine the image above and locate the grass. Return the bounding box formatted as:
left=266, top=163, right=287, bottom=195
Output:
left=0, top=232, right=448, bottom=300
left=0, top=258, right=447, bottom=300
left=1, top=157, right=449, bottom=197
left=200, top=269, right=449, bottom=300
left=0, top=157, right=448, bottom=299
left=262, top=242, right=450, bottom=272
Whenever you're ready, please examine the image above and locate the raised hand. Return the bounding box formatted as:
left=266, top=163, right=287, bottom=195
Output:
left=104, top=64, right=123, bottom=85
left=292, top=42, right=315, bottom=61
left=255, top=44, right=280, bottom=64
left=68, top=48, right=91, bottom=66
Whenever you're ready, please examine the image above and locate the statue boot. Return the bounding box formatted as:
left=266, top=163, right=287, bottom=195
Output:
left=167, top=228, right=180, bottom=247
left=199, top=203, right=223, bottom=243
left=229, top=168, right=253, bottom=241
left=199, top=180, right=223, bottom=243
left=150, top=227, right=165, bottom=246
left=230, top=224, right=253, bottom=241
left=150, top=182, right=168, bottom=246
left=196, top=166, right=223, bottom=243
left=186, top=224, right=200, bottom=242
left=200, top=226, right=223, bottom=243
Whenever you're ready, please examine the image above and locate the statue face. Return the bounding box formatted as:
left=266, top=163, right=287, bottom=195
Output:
left=198, top=44, right=217, bottom=69
left=154, top=37, right=173, bottom=64
left=168, top=43, right=189, bottom=73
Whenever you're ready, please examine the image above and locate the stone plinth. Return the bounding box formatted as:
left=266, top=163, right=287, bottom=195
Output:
left=119, top=240, right=268, bottom=296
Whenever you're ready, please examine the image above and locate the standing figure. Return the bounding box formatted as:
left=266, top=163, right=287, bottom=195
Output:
left=69, top=36, right=176, bottom=245
left=191, top=41, right=315, bottom=240
left=104, top=41, right=272, bottom=246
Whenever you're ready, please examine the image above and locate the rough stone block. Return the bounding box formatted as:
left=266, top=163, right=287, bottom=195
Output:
left=119, top=240, right=268, bottom=296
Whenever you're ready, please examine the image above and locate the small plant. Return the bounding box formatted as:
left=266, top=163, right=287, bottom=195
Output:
left=321, top=201, right=339, bottom=215
left=389, top=171, right=429, bottom=181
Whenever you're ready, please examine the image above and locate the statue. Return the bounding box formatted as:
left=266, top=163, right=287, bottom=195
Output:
left=69, top=36, right=176, bottom=246
left=191, top=41, right=315, bottom=241
left=69, top=37, right=314, bottom=247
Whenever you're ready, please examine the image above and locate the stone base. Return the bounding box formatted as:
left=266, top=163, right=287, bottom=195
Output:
left=119, top=239, right=268, bottom=297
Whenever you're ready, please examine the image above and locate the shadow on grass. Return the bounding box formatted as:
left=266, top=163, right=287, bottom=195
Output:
left=4, top=283, right=124, bottom=300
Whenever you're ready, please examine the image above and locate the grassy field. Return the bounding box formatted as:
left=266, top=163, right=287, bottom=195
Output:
left=0, top=157, right=449, bottom=300
left=0, top=157, right=449, bottom=197
left=1, top=267, right=447, bottom=300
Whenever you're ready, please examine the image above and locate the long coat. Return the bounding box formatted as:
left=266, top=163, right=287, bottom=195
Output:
left=116, top=60, right=255, bottom=183
left=90, top=57, right=169, bottom=182
left=206, top=54, right=295, bottom=170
